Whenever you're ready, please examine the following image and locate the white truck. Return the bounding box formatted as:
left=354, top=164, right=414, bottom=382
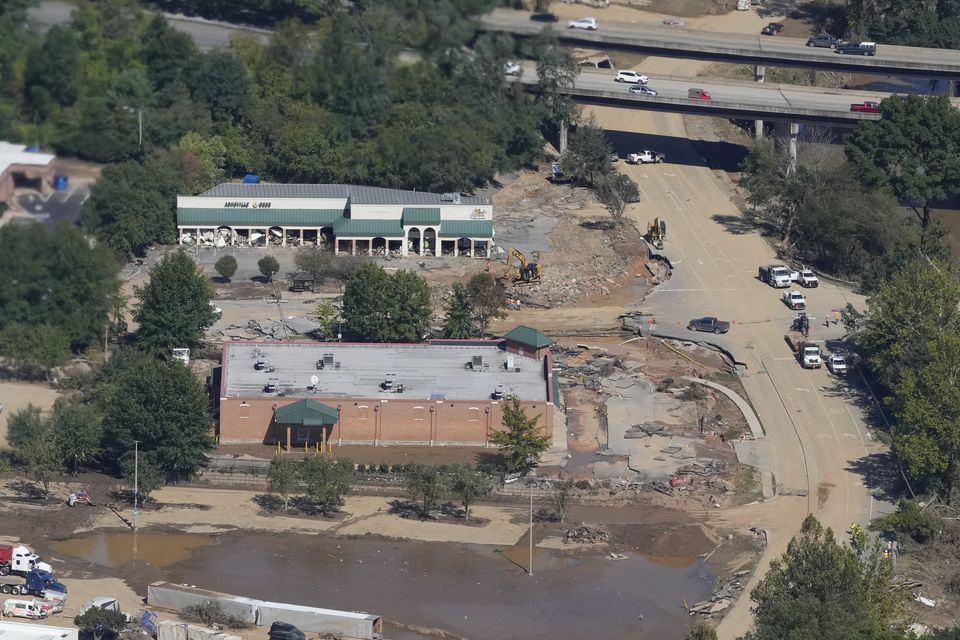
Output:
left=782, top=290, right=807, bottom=310
left=791, top=268, right=819, bottom=288
left=786, top=332, right=822, bottom=368
left=626, top=150, right=666, bottom=164
left=0, top=545, right=52, bottom=577
left=759, top=264, right=792, bottom=288
left=827, top=354, right=848, bottom=375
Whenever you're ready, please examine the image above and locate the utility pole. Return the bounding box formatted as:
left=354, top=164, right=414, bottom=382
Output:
left=528, top=485, right=534, bottom=576
left=133, top=440, right=140, bottom=530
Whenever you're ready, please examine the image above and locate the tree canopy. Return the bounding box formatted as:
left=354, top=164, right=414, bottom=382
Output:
left=134, top=250, right=217, bottom=354
left=342, top=263, right=431, bottom=342
left=490, top=398, right=550, bottom=474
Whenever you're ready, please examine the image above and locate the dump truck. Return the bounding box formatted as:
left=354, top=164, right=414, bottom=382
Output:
left=758, top=264, right=792, bottom=288
left=0, top=545, right=52, bottom=577
left=785, top=332, right=822, bottom=368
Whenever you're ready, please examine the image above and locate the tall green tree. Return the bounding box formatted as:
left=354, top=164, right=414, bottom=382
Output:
left=534, top=33, right=579, bottom=128
left=186, top=50, right=252, bottom=123
left=890, top=329, right=960, bottom=493
left=19, top=428, right=63, bottom=494
left=489, top=398, right=550, bottom=474
left=293, top=246, right=333, bottom=288
left=596, top=172, right=640, bottom=227
left=214, top=255, right=238, bottom=282
left=448, top=463, right=494, bottom=520
left=299, top=455, right=354, bottom=514
left=5, top=405, right=47, bottom=450
left=0, top=323, right=70, bottom=379
left=141, top=15, right=198, bottom=92
left=403, top=463, right=446, bottom=517
left=51, top=400, right=103, bottom=475
left=465, top=272, right=506, bottom=337
left=743, top=515, right=903, bottom=640
left=75, top=607, right=128, bottom=640
left=267, top=454, right=299, bottom=511
left=342, top=263, right=431, bottom=342
left=443, top=284, right=474, bottom=339
left=257, top=255, right=280, bottom=282
left=96, top=349, right=213, bottom=482
left=134, top=251, right=217, bottom=354
left=560, top=119, right=613, bottom=187
left=846, top=95, right=960, bottom=229
left=24, top=25, right=81, bottom=115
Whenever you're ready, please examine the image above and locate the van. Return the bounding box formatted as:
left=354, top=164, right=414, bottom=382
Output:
left=3, top=598, right=49, bottom=619
left=688, top=88, right=712, bottom=100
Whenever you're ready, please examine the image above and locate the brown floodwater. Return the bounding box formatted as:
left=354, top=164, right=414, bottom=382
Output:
left=157, top=533, right=712, bottom=640
left=49, top=531, right=217, bottom=568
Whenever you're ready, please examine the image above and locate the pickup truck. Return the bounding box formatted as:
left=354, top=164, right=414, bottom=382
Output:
left=827, top=354, right=848, bottom=374
left=687, top=317, right=731, bottom=334
left=785, top=332, right=822, bottom=368
left=627, top=150, right=665, bottom=164
left=836, top=41, right=877, bottom=56
left=782, top=290, right=807, bottom=310
left=850, top=101, right=880, bottom=113
left=759, top=264, right=792, bottom=288
left=791, top=268, right=819, bottom=288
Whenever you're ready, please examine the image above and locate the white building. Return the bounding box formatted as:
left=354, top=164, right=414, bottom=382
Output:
left=176, top=183, right=494, bottom=257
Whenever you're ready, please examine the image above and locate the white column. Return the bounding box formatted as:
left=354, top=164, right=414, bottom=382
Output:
left=788, top=121, right=799, bottom=173
left=281, top=228, right=286, bottom=247
left=351, top=239, right=356, bottom=256
left=754, top=65, right=765, bottom=139
left=300, top=229, right=304, bottom=245
left=419, top=228, right=425, bottom=257
left=453, top=239, right=458, bottom=257
left=470, top=240, right=475, bottom=257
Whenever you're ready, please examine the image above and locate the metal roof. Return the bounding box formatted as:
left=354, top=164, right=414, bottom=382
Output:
left=201, top=183, right=490, bottom=206
left=177, top=208, right=344, bottom=227
left=402, top=207, right=441, bottom=226
left=332, top=218, right=405, bottom=238
left=0, top=141, right=54, bottom=176
left=503, top=326, right=552, bottom=349
left=439, top=220, right=494, bottom=238
left=222, top=342, right=548, bottom=401
left=274, top=399, right=339, bottom=425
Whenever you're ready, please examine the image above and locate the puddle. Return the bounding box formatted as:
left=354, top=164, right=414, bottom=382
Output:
left=50, top=532, right=217, bottom=568
left=163, top=533, right=711, bottom=640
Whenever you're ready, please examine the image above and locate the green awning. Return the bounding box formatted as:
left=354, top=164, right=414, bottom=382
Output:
left=274, top=399, right=339, bottom=426
left=333, top=218, right=404, bottom=238
left=439, top=220, right=493, bottom=238
left=503, top=325, right=552, bottom=350
left=177, top=208, right=345, bottom=227
left=403, top=207, right=441, bottom=226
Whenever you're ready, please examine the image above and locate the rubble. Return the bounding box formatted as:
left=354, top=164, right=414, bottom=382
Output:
left=688, top=572, right=749, bottom=616
left=564, top=524, right=611, bottom=544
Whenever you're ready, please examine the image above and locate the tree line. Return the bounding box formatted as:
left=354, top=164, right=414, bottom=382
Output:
left=0, top=1, right=578, bottom=258
left=738, top=95, right=958, bottom=286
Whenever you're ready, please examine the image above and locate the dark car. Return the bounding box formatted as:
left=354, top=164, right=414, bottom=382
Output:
left=687, top=317, right=731, bottom=334
left=806, top=33, right=840, bottom=48
left=530, top=12, right=559, bottom=22
left=836, top=41, right=877, bottom=56
left=761, top=22, right=784, bottom=35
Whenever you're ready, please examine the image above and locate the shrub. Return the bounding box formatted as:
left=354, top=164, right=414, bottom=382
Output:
left=575, top=480, right=591, bottom=491
left=870, top=500, right=939, bottom=543
left=655, top=377, right=674, bottom=392
left=180, top=601, right=251, bottom=629
left=391, top=463, right=405, bottom=473
left=378, top=463, right=389, bottom=474
left=355, top=463, right=366, bottom=473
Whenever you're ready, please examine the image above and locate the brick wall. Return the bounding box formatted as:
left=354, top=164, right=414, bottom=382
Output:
left=219, top=396, right=553, bottom=447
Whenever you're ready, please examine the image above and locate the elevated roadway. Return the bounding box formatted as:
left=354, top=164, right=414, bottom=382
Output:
left=482, top=9, right=960, bottom=80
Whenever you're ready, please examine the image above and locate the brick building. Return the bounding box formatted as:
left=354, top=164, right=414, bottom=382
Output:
left=217, top=327, right=558, bottom=450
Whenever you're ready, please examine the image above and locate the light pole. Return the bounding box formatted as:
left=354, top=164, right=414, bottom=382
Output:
left=528, top=484, right=534, bottom=576
left=133, top=440, right=140, bottom=530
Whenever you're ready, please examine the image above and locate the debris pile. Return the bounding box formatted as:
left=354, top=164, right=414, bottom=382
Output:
left=688, top=570, right=750, bottom=616
left=211, top=317, right=321, bottom=341
left=565, top=524, right=611, bottom=544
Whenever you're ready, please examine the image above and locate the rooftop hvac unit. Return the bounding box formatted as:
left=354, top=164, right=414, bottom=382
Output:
left=323, top=353, right=335, bottom=366
left=506, top=355, right=515, bottom=370
left=472, top=355, right=484, bottom=369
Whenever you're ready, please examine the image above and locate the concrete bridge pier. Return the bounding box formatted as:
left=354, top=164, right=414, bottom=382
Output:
left=559, top=119, right=569, bottom=154
left=753, top=64, right=766, bottom=139
left=774, top=121, right=800, bottom=173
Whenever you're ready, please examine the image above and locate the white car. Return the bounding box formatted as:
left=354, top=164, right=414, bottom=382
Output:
left=503, top=61, right=521, bottom=76
left=568, top=17, right=598, bottom=30
left=615, top=70, right=649, bottom=84
left=827, top=354, right=848, bottom=375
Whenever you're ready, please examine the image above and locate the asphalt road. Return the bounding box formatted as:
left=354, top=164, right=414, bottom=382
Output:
left=482, top=9, right=960, bottom=78
left=29, top=0, right=267, bottom=51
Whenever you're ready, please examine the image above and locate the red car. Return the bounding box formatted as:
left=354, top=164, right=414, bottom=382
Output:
left=850, top=101, right=880, bottom=113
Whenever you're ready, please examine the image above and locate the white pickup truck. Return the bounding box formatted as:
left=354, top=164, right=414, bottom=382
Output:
left=827, top=354, right=848, bottom=374
left=626, top=150, right=666, bottom=164
left=782, top=290, right=807, bottom=310
left=790, top=268, right=819, bottom=288
left=759, top=264, right=792, bottom=288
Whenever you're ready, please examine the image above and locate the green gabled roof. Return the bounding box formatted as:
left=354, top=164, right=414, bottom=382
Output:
left=332, top=218, right=405, bottom=238
left=503, top=325, right=552, bottom=350
left=177, top=208, right=344, bottom=227
left=403, top=207, right=441, bottom=226
left=439, top=220, right=494, bottom=238
left=274, top=399, right=339, bottom=426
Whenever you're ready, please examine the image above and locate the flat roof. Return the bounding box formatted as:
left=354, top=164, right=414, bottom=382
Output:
left=0, top=141, right=54, bottom=176
left=222, top=342, right=547, bottom=402
left=200, top=183, right=490, bottom=206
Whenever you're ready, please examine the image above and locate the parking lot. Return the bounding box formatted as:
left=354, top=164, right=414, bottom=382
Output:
left=13, top=187, right=89, bottom=227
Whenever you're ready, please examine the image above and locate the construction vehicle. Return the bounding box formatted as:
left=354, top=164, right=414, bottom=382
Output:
left=0, top=545, right=52, bottom=577
left=646, top=218, right=666, bottom=249
left=785, top=332, right=822, bottom=368
left=503, top=247, right=542, bottom=283
left=67, top=491, right=93, bottom=507
left=0, top=569, right=66, bottom=609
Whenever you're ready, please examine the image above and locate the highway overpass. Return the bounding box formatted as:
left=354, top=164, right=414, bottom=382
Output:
left=517, top=67, right=934, bottom=126
left=482, top=9, right=960, bottom=80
